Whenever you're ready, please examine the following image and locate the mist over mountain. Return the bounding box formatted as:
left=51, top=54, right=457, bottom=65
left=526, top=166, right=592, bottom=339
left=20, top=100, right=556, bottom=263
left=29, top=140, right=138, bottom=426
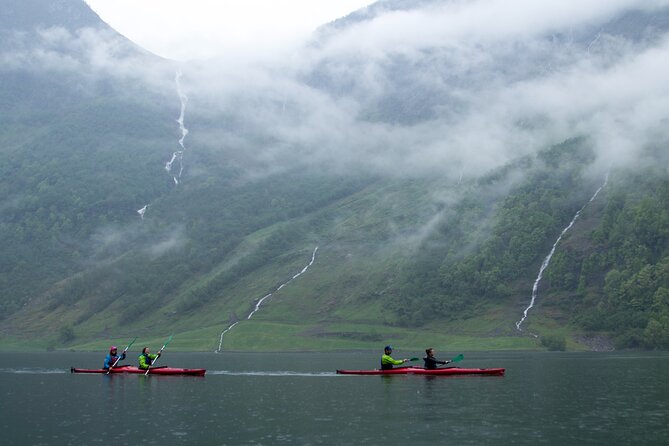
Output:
left=0, top=0, right=667, bottom=351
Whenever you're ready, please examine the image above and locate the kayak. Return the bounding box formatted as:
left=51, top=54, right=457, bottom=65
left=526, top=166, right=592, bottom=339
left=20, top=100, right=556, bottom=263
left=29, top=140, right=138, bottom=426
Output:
left=71, top=365, right=206, bottom=376
left=336, top=366, right=504, bottom=376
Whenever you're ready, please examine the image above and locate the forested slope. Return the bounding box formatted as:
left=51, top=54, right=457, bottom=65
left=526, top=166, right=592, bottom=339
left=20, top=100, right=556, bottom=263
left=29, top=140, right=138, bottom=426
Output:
left=1, top=0, right=668, bottom=350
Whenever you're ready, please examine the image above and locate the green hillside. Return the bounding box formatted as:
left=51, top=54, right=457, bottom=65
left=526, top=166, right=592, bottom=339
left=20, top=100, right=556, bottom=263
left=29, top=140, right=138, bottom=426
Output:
left=3, top=136, right=666, bottom=351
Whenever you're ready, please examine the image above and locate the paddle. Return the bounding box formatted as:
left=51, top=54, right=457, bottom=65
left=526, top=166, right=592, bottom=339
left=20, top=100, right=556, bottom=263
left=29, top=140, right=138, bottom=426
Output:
left=107, top=337, right=137, bottom=374
left=448, top=353, right=464, bottom=364
left=417, top=353, right=464, bottom=368
left=145, top=334, right=173, bottom=375
left=412, top=353, right=463, bottom=364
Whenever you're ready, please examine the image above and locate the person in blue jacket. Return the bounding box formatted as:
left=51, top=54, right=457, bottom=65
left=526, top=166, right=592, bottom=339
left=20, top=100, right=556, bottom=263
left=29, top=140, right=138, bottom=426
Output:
left=103, top=346, right=126, bottom=370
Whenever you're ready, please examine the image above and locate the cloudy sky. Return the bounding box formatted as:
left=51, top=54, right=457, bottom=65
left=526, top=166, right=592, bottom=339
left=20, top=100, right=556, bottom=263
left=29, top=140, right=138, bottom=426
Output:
left=84, top=0, right=374, bottom=61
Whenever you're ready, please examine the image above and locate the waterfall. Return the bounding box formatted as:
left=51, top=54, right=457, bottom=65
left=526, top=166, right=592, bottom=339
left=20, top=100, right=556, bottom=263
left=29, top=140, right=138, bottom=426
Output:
left=137, top=204, right=148, bottom=219
left=165, top=70, right=189, bottom=185
left=135, top=70, right=189, bottom=218
left=216, top=246, right=319, bottom=352
left=516, top=175, right=608, bottom=331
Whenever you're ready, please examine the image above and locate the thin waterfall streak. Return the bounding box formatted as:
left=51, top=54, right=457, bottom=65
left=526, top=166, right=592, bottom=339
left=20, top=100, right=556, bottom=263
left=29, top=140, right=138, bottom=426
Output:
left=215, top=246, right=319, bottom=352
left=587, top=31, right=602, bottom=54
left=176, top=71, right=189, bottom=150
left=248, top=294, right=273, bottom=320
left=133, top=72, right=190, bottom=217
left=166, top=70, right=188, bottom=185
left=215, top=322, right=239, bottom=353
left=516, top=177, right=608, bottom=331
left=165, top=152, right=177, bottom=172
left=137, top=204, right=148, bottom=219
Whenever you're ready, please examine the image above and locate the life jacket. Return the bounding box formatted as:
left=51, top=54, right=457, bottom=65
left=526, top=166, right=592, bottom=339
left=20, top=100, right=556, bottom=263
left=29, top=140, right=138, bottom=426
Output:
left=424, top=355, right=437, bottom=369
left=381, top=354, right=399, bottom=370
left=104, top=353, right=121, bottom=369
left=139, top=353, right=154, bottom=369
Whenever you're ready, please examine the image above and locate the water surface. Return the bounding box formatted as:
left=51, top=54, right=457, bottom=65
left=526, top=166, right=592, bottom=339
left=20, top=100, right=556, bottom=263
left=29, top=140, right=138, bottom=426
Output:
left=1, top=351, right=667, bottom=445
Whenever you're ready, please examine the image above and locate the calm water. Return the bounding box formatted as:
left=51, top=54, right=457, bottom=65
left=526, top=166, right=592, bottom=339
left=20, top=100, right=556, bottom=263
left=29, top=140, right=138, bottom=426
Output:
left=1, top=351, right=668, bottom=445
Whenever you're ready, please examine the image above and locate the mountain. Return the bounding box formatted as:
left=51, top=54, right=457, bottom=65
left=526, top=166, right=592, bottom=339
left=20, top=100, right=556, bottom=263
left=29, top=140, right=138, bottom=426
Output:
left=0, top=0, right=101, bottom=31
left=0, top=0, right=667, bottom=352
left=0, top=0, right=176, bottom=316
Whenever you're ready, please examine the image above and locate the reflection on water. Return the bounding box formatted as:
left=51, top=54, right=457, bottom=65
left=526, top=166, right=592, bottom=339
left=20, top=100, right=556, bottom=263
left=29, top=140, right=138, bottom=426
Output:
left=1, top=351, right=668, bottom=445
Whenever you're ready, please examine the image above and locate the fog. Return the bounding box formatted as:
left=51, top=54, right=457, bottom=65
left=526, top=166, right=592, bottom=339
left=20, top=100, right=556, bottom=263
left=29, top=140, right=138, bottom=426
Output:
left=4, top=0, right=669, bottom=183
left=181, top=0, right=669, bottom=181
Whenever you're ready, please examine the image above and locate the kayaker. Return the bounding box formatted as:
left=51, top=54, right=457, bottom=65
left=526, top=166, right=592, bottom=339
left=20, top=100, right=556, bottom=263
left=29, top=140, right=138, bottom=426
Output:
left=103, top=346, right=126, bottom=370
left=138, top=347, right=161, bottom=370
left=381, top=345, right=408, bottom=370
left=423, top=348, right=450, bottom=369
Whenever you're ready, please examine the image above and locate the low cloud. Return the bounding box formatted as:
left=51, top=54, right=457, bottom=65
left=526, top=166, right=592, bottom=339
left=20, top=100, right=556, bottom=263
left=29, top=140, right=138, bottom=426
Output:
left=5, top=0, right=667, bottom=266
left=1, top=26, right=176, bottom=95
left=144, top=227, right=187, bottom=259
left=168, top=0, right=669, bottom=183
left=5, top=0, right=669, bottom=183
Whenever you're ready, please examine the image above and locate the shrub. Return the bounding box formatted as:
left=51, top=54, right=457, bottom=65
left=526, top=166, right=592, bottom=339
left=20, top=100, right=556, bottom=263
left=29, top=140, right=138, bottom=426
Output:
left=540, top=334, right=566, bottom=351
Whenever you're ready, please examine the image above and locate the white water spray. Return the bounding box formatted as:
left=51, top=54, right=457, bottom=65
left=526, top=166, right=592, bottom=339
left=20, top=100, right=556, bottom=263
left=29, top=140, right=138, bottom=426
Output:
left=516, top=175, right=608, bottom=331
left=137, top=204, right=148, bottom=219
left=165, top=71, right=189, bottom=185
left=216, top=246, right=319, bottom=352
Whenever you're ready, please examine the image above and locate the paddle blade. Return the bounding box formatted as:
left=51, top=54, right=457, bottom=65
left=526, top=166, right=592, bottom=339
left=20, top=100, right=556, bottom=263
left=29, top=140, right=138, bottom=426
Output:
left=451, top=354, right=464, bottom=363
left=409, top=357, right=419, bottom=362
left=124, top=337, right=138, bottom=352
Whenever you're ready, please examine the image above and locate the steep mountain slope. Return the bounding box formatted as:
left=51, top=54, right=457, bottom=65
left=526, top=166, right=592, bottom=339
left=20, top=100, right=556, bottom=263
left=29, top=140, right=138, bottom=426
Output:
left=0, top=0, right=102, bottom=31
left=0, top=0, right=667, bottom=351
left=0, top=0, right=176, bottom=314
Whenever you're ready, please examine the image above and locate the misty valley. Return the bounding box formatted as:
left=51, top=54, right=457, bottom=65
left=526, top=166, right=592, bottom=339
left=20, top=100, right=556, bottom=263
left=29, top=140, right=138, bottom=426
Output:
left=0, top=0, right=668, bottom=355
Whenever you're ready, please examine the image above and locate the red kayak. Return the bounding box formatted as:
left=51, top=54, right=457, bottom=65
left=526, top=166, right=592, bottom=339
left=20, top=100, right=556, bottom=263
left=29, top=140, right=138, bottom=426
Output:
left=336, top=366, right=504, bottom=376
left=71, top=365, right=206, bottom=376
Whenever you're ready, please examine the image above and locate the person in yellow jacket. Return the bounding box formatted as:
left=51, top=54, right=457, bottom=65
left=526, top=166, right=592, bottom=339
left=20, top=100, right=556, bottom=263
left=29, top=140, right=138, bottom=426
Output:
left=381, top=345, right=408, bottom=370
left=138, top=346, right=161, bottom=370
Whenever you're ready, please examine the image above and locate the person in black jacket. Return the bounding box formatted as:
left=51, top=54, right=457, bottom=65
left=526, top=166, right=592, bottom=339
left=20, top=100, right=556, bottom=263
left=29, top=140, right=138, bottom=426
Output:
left=423, top=348, right=450, bottom=369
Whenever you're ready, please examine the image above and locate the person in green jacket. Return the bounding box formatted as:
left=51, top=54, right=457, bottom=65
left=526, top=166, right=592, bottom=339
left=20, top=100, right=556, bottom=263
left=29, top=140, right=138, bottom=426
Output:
left=138, top=346, right=161, bottom=370
left=381, top=345, right=408, bottom=370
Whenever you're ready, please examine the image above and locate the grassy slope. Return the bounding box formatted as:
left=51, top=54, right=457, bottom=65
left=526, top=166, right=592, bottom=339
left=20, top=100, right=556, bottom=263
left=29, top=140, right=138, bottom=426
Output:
left=0, top=87, right=610, bottom=353
left=0, top=172, right=591, bottom=352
